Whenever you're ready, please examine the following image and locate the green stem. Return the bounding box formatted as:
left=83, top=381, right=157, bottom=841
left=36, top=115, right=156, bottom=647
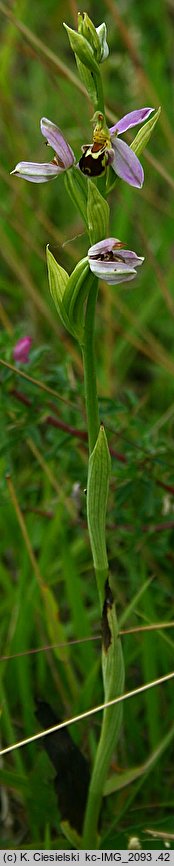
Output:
left=94, top=70, right=105, bottom=117
left=81, top=276, right=125, bottom=846
left=82, top=279, right=100, bottom=454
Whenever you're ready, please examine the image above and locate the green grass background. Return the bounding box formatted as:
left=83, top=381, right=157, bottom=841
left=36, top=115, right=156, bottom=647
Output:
left=0, top=0, right=174, bottom=850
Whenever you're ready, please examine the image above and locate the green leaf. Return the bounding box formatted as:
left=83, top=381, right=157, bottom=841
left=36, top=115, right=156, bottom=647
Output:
left=63, top=258, right=89, bottom=316
left=87, top=179, right=110, bottom=245
left=64, top=24, right=99, bottom=73
left=47, top=247, right=96, bottom=342
left=78, top=12, right=101, bottom=62
left=131, top=107, right=161, bottom=157
left=63, top=257, right=92, bottom=340
left=64, top=166, right=88, bottom=227
left=46, top=247, right=71, bottom=332
left=75, top=56, right=98, bottom=108
left=87, top=425, right=111, bottom=571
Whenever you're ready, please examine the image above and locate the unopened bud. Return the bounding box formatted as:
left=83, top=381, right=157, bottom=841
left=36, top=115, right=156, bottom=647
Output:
left=64, top=23, right=98, bottom=73
left=96, top=22, right=109, bottom=61
left=78, top=12, right=101, bottom=61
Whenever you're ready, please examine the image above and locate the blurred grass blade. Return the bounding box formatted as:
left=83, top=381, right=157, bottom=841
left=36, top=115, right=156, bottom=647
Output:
left=0, top=1, right=86, bottom=94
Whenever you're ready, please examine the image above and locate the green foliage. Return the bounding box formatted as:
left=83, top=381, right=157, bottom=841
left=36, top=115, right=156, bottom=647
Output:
left=64, top=167, right=89, bottom=227
left=46, top=248, right=70, bottom=328
left=87, top=179, right=110, bottom=244
left=47, top=246, right=97, bottom=341
left=131, top=107, right=161, bottom=157
left=87, top=425, right=111, bottom=576
left=77, top=13, right=102, bottom=64
left=64, top=24, right=99, bottom=74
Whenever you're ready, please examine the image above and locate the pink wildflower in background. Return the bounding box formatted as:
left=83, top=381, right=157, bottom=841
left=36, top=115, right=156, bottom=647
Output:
left=13, top=336, right=32, bottom=364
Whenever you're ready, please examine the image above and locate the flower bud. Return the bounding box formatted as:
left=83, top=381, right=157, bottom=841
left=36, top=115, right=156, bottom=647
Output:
left=96, top=23, right=109, bottom=61
left=63, top=24, right=99, bottom=73
left=78, top=14, right=109, bottom=63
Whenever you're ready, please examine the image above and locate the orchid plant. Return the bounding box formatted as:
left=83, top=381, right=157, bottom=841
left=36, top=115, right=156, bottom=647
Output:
left=11, top=11, right=160, bottom=849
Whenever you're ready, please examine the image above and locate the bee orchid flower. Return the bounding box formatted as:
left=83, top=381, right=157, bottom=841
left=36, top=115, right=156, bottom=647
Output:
left=88, top=238, right=144, bottom=284
left=79, top=107, right=154, bottom=187
left=11, top=118, right=75, bottom=183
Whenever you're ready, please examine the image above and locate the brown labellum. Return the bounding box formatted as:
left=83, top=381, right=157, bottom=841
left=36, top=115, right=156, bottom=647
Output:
left=79, top=143, right=107, bottom=177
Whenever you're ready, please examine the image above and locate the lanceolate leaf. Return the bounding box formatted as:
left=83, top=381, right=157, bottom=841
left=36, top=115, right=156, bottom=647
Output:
left=131, top=107, right=161, bottom=157
left=46, top=247, right=71, bottom=332
left=87, top=179, right=110, bottom=245
left=75, top=56, right=98, bottom=107
left=63, top=25, right=99, bottom=74
left=63, top=258, right=93, bottom=340
left=64, top=166, right=88, bottom=227
left=63, top=258, right=89, bottom=320
left=87, top=425, right=111, bottom=572
left=47, top=248, right=95, bottom=342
